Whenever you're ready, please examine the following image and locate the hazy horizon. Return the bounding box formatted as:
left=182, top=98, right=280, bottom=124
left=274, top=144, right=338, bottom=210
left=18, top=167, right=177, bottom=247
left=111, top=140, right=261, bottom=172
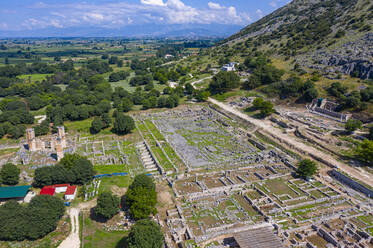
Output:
left=0, top=0, right=289, bottom=38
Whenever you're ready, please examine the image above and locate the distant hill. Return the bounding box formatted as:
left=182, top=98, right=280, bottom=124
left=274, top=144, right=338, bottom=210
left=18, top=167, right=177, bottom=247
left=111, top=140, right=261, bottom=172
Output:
left=221, top=0, right=373, bottom=79
left=0, top=24, right=243, bottom=39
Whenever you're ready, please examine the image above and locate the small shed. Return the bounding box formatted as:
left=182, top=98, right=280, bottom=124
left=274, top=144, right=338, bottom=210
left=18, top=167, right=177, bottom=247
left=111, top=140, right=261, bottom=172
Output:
left=64, top=186, right=77, bottom=201
left=0, top=185, right=31, bottom=202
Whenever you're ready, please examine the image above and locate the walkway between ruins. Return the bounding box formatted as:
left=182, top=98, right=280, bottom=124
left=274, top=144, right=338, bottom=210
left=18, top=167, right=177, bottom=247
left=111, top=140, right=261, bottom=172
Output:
left=208, top=98, right=373, bottom=187
left=58, top=208, right=80, bottom=248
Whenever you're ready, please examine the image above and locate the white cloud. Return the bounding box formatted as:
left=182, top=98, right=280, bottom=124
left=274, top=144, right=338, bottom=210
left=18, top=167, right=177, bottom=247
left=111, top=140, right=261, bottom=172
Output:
left=0, top=23, right=9, bottom=30
left=15, top=0, right=253, bottom=30
left=269, top=1, right=277, bottom=7
left=256, top=9, right=264, bottom=18
left=208, top=2, right=224, bottom=10
left=141, top=0, right=165, bottom=6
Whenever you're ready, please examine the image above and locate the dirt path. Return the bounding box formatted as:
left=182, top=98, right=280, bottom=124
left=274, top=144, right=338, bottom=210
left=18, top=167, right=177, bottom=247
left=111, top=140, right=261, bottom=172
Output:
left=208, top=98, right=373, bottom=187
left=59, top=208, right=80, bottom=248
left=191, top=76, right=213, bottom=89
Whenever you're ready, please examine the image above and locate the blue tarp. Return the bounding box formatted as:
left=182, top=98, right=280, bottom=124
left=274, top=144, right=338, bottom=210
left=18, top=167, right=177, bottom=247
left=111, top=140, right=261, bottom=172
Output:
left=93, top=172, right=128, bottom=178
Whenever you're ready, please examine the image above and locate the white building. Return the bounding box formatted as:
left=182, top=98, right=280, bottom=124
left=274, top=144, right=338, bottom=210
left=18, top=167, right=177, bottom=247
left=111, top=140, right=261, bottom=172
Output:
left=64, top=186, right=77, bottom=201
left=221, top=62, right=238, bottom=72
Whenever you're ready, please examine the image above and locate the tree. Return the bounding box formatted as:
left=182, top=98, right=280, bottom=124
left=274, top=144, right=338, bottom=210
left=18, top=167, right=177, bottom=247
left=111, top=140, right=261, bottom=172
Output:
left=345, top=119, right=362, bottom=133
left=90, top=117, right=104, bottom=134
left=0, top=195, right=65, bottom=241
left=252, top=98, right=275, bottom=118
left=368, top=126, right=373, bottom=140
left=0, top=200, right=28, bottom=241
left=297, top=159, right=318, bottom=179
left=303, top=88, right=318, bottom=102
left=209, top=71, right=240, bottom=95
left=355, top=140, right=373, bottom=166
left=33, top=154, right=94, bottom=187
left=118, top=98, right=133, bottom=112
left=130, top=174, right=155, bottom=191
left=259, top=101, right=275, bottom=117
left=95, top=192, right=120, bottom=220
left=113, top=113, right=135, bottom=135
left=185, top=83, right=194, bottom=95
left=101, top=113, right=112, bottom=128
left=0, top=163, right=20, bottom=185
left=124, top=174, right=157, bottom=220
left=58, top=153, right=86, bottom=170
left=195, top=90, right=210, bottom=102
left=70, top=159, right=95, bottom=185
left=127, top=219, right=164, bottom=248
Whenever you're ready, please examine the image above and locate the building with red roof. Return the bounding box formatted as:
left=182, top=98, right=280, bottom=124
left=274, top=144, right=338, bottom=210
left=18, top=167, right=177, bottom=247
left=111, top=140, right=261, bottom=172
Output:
left=51, top=184, right=70, bottom=193
left=40, top=186, right=56, bottom=196
left=64, top=186, right=77, bottom=201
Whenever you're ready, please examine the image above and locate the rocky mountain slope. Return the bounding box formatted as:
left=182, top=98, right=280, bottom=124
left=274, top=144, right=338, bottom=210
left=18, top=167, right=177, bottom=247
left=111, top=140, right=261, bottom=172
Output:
left=222, top=0, right=373, bottom=79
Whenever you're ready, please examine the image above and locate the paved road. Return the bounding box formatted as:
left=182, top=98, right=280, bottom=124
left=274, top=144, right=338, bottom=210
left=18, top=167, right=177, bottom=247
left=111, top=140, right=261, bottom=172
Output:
left=208, top=98, right=373, bottom=187
left=59, top=208, right=80, bottom=248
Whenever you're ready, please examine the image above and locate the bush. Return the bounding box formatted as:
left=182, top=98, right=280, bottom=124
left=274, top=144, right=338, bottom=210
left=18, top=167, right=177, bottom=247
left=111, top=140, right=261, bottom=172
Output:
left=95, top=192, right=120, bottom=220
left=345, top=119, right=362, bottom=132
left=0, top=163, right=20, bottom=185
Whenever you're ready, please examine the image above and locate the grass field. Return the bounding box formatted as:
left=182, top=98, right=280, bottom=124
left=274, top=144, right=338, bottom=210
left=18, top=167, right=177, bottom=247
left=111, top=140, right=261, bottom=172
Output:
left=82, top=212, right=127, bottom=248
left=18, top=74, right=52, bottom=82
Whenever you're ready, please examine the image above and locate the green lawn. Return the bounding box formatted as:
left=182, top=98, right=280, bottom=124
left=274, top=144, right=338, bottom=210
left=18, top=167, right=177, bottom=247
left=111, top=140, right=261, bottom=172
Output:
left=82, top=213, right=128, bottom=248
left=18, top=74, right=52, bottom=82
left=65, top=119, right=92, bottom=133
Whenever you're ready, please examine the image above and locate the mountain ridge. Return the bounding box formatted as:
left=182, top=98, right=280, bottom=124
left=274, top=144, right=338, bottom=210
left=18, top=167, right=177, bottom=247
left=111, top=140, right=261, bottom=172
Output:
left=220, top=0, right=373, bottom=79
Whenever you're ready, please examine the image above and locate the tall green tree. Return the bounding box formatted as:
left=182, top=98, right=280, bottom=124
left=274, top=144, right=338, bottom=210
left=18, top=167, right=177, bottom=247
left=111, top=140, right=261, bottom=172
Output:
left=356, top=140, right=373, bottom=166
left=297, top=159, right=318, bottom=179
left=130, top=174, right=155, bottom=191
left=127, top=219, right=164, bottom=248
left=90, top=117, right=104, bottom=134
left=113, top=113, right=135, bottom=135
left=0, top=163, right=20, bottom=185
left=95, top=192, right=120, bottom=220
left=124, top=174, right=157, bottom=220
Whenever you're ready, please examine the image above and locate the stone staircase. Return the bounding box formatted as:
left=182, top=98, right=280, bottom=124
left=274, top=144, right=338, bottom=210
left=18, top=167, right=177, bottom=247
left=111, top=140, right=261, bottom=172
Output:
left=136, top=142, right=157, bottom=172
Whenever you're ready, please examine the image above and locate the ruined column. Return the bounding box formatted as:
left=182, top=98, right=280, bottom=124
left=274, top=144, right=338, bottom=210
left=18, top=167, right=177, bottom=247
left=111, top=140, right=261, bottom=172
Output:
left=57, top=126, right=66, bottom=148
left=56, top=139, right=64, bottom=161
left=26, top=128, right=36, bottom=151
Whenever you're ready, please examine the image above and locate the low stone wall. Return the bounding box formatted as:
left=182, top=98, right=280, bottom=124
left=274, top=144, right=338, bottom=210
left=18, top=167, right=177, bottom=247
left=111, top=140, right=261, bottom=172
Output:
left=331, top=169, right=373, bottom=199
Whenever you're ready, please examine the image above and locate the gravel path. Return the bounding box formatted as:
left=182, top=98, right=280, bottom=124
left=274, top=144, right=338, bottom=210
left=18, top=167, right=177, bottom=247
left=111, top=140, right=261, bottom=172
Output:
left=58, top=208, right=80, bottom=248
left=208, top=97, right=373, bottom=187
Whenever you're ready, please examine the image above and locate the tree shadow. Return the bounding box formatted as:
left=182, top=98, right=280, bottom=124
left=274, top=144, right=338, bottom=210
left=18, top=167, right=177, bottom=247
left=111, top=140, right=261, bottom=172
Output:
left=89, top=207, right=108, bottom=223
left=115, top=236, right=128, bottom=248
left=244, top=106, right=256, bottom=113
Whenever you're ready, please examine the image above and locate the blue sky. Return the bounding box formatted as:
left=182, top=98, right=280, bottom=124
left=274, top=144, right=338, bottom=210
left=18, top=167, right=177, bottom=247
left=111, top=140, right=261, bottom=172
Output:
left=0, top=0, right=289, bottom=36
